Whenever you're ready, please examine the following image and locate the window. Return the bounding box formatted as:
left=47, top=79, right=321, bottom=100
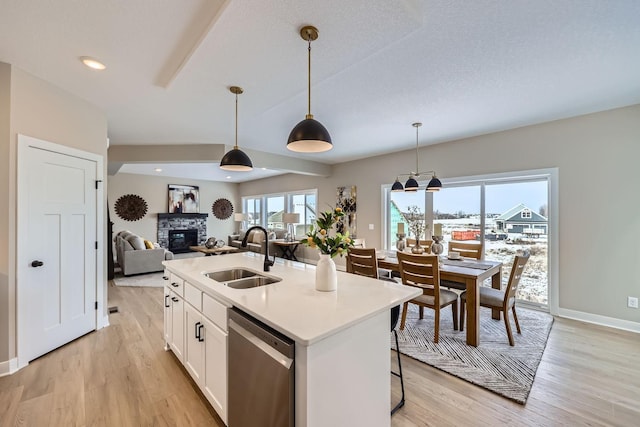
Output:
left=289, top=191, right=316, bottom=237
left=243, top=189, right=317, bottom=238
left=245, top=197, right=261, bottom=226
left=384, top=170, right=552, bottom=309
left=266, top=195, right=285, bottom=229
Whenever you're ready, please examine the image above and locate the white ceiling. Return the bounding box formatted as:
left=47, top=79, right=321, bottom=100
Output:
left=2, top=0, right=639, bottom=182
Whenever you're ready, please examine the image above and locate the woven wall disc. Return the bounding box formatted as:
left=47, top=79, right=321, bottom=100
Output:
left=115, top=194, right=148, bottom=221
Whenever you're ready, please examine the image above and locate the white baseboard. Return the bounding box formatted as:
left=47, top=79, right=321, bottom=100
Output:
left=0, top=358, right=19, bottom=377
left=558, top=308, right=640, bottom=333
left=98, top=315, right=110, bottom=329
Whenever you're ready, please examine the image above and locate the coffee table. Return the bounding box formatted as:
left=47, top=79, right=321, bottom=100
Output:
left=189, top=245, right=239, bottom=256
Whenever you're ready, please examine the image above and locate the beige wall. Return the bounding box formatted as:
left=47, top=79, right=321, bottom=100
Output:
left=0, top=63, right=107, bottom=365
left=107, top=173, right=239, bottom=246
left=240, top=105, right=640, bottom=327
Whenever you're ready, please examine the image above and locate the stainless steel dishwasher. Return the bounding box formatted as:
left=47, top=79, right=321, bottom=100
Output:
left=228, top=307, right=295, bottom=427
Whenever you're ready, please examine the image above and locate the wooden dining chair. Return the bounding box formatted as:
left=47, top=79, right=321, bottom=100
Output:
left=448, top=240, right=483, bottom=260
left=346, top=247, right=378, bottom=276
left=396, top=252, right=458, bottom=343
left=440, top=240, right=483, bottom=291
left=459, top=253, right=530, bottom=346
left=346, top=247, right=401, bottom=282
left=345, top=248, right=406, bottom=415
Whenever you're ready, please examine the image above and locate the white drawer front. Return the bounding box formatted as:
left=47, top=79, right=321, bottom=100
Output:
left=168, top=272, right=184, bottom=297
left=202, top=293, right=228, bottom=331
left=184, top=281, right=202, bottom=310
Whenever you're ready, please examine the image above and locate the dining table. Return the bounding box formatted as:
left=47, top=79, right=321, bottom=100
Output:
left=378, top=252, right=502, bottom=347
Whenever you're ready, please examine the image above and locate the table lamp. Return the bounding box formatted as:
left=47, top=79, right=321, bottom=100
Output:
left=234, top=213, right=247, bottom=233
left=283, top=213, right=300, bottom=242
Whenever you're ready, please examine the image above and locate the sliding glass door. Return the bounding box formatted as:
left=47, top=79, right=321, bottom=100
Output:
left=385, top=171, right=551, bottom=309
left=485, top=180, right=548, bottom=306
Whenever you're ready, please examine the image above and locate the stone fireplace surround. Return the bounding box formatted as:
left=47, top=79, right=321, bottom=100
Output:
left=157, top=213, right=208, bottom=251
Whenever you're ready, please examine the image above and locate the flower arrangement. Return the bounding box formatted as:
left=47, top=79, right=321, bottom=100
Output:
left=302, top=207, right=353, bottom=257
left=406, top=205, right=428, bottom=240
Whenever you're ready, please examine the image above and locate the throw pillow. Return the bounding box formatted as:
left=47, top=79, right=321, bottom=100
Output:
left=144, top=239, right=154, bottom=249
left=252, top=232, right=264, bottom=244
left=126, top=234, right=146, bottom=250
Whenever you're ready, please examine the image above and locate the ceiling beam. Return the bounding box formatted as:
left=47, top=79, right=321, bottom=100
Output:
left=107, top=144, right=332, bottom=177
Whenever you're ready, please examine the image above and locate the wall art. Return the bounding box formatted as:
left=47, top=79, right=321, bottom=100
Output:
left=114, top=194, right=148, bottom=221
left=212, top=198, right=234, bottom=220
left=168, top=184, right=199, bottom=213
left=336, top=185, right=357, bottom=237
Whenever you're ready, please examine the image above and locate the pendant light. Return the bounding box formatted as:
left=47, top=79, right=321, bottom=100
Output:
left=220, top=86, right=253, bottom=171
left=287, top=25, right=332, bottom=153
left=391, top=122, right=442, bottom=192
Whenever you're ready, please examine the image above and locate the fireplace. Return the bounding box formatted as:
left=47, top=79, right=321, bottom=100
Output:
left=169, top=229, right=199, bottom=254
left=157, top=213, right=208, bottom=251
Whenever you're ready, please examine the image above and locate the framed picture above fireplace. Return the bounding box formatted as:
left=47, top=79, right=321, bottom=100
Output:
left=168, top=184, right=199, bottom=213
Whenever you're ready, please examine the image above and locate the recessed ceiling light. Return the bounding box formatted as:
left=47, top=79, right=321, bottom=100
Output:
left=226, top=176, right=232, bottom=179
left=262, top=167, right=267, bottom=170
left=154, top=168, right=163, bottom=172
left=80, top=56, right=106, bottom=70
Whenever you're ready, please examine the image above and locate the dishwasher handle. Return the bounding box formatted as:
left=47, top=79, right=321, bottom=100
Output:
left=229, top=318, right=294, bottom=370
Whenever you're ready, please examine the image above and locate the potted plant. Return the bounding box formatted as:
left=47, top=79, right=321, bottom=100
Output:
left=301, top=207, right=353, bottom=291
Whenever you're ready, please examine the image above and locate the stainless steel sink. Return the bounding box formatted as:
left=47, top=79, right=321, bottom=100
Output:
left=204, top=268, right=257, bottom=282
left=226, top=276, right=282, bottom=289
left=203, top=268, right=281, bottom=289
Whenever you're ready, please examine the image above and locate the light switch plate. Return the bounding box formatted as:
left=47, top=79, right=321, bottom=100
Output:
left=368, top=224, right=374, bottom=230
left=628, top=296, right=638, bottom=308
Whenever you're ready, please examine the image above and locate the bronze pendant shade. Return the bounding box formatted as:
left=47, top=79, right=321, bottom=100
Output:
left=287, top=25, right=332, bottom=153
left=220, top=86, right=253, bottom=171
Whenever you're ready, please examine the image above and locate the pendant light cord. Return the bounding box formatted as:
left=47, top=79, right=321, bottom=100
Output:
left=307, top=37, right=312, bottom=118
left=414, top=124, right=419, bottom=176
left=234, top=92, right=239, bottom=149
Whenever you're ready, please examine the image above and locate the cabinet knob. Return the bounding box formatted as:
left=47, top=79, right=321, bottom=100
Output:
left=31, top=260, right=44, bottom=267
left=171, top=297, right=179, bottom=302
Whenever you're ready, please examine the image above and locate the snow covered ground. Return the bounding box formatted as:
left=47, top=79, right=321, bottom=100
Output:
left=437, top=218, right=548, bottom=305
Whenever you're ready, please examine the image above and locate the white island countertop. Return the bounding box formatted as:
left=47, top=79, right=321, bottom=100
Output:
left=163, top=252, right=421, bottom=346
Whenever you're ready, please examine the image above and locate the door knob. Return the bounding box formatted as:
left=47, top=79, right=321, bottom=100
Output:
left=31, top=260, right=44, bottom=267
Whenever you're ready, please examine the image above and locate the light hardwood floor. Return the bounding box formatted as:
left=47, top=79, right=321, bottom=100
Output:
left=1, top=283, right=638, bottom=426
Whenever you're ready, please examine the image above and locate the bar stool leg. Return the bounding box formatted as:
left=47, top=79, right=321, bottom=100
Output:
left=391, top=329, right=406, bottom=415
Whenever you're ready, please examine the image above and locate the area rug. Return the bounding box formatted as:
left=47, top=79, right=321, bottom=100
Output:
left=112, top=271, right=165, bottom=287
left=391, top=303, right=553, bottom=404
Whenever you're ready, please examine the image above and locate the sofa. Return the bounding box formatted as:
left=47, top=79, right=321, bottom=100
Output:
left=114, top=230, right=174, bottom=276
left=228, top=229, right=288, bottom=255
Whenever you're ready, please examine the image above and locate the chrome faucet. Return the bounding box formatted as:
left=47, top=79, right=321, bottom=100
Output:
left=241, top=226, right=275, bottom=272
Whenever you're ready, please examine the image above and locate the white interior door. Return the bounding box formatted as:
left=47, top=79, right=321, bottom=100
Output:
left=18, top=137, right=98, bottom=363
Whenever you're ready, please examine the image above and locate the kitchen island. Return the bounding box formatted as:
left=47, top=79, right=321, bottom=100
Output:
left=163, top=252, right=420, bottom=427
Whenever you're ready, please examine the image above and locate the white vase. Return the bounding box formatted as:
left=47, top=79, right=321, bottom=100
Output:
left=316, top=254, right=337, bottom=292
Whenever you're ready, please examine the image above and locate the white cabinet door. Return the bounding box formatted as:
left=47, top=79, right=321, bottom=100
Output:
left=163, top=287, right=172, bottom=346
left=169, top=292, right=185, bottom=362
left=184, top=303, right=205, bottom=383
left=202, top=316, right=228, bottom=424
